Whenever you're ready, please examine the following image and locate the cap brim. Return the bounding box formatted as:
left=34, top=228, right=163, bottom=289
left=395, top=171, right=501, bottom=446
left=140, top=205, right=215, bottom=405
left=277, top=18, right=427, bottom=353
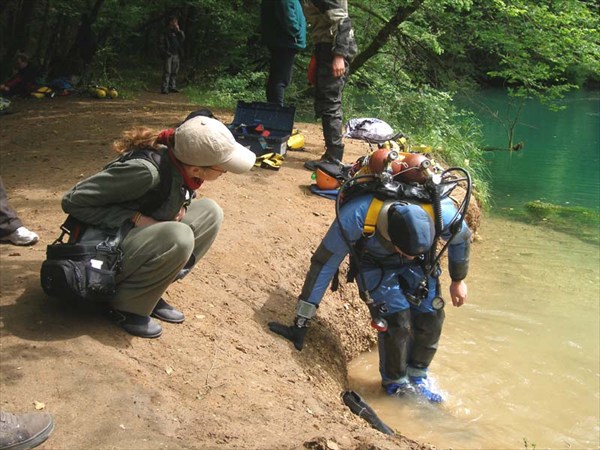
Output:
left=220, top=142, right=257, bottom=174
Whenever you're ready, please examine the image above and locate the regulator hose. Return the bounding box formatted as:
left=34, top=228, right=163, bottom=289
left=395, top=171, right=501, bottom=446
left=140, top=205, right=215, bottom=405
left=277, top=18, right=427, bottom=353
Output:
left=420, top=166, right=472, bottom=281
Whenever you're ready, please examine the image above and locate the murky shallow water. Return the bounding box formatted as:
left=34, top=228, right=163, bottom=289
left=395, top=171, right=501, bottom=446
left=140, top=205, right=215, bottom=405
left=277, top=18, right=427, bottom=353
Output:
left=348, top=215, right=600, bottom=449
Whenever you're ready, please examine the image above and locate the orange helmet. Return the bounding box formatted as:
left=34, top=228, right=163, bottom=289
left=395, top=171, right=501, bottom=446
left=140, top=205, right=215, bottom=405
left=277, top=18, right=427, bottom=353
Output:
left=316, top=168, right=341, bottom=190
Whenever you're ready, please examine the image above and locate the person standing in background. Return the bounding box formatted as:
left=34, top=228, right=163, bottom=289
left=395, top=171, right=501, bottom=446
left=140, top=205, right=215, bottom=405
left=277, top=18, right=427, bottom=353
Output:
left=260, top=0, right=307, bottom=107
left=160, top=16, right=185, bottom=94
left=301, top=0, right=357, bottom=171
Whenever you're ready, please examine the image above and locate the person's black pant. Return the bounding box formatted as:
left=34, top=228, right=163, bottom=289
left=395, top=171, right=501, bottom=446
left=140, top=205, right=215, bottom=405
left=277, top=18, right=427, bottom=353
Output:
left=314, top=43, right=348, bottom=162
left=378, top=309, right=446, bottom=383
left=161, top=54, right=180, bottom=92
left=0, top=177, right=22, bottom=238
left=266, top=47, right=297, bottom=107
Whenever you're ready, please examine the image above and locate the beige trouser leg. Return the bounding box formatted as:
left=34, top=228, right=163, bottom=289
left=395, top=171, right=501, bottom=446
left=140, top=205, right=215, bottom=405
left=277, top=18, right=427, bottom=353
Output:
left=110, top=198, right=223, bottom=316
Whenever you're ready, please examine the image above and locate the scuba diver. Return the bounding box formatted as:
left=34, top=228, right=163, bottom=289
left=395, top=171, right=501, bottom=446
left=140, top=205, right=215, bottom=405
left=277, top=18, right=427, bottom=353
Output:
left=269, top=148, right=472, bottom=403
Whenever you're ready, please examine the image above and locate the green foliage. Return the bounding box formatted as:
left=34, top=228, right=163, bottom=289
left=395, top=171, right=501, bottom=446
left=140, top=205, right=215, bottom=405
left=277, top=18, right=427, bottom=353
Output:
left=449, top=0, right=599, bottom=100
left=186, top=71, right=266, bottom=110
left=3, top=0, right=596, bottom=217
left=343, top=75, right=490, bottom=208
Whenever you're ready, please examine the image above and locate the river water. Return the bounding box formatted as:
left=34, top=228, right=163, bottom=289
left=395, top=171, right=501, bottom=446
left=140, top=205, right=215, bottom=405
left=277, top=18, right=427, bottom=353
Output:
left=475, top=89, right=599, bottom=211
left=347, top=90, right=600, bottom=449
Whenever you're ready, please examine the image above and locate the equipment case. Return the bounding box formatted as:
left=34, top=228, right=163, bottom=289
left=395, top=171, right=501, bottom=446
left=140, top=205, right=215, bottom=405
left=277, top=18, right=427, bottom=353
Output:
left=229, top=101, right=295, bottom=156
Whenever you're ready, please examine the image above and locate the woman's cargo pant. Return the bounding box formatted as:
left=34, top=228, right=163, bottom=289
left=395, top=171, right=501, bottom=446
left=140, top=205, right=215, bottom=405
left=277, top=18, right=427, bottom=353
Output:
left=111, top=198, right=223, bottom=316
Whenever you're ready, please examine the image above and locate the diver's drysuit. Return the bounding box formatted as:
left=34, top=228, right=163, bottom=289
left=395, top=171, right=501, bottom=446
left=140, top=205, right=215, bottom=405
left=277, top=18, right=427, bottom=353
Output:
left=270, top=193, right=471, bottom=389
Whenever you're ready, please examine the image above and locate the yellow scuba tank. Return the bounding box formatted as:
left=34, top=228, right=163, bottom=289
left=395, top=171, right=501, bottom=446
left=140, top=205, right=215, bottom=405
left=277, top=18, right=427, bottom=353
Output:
left=30, top=86, right=54, bottom=99
left=95, top=86, right=107, bottom=98
left=89, top=85, right=108, bottom=98
left=107, top=87, right=119, bottom=98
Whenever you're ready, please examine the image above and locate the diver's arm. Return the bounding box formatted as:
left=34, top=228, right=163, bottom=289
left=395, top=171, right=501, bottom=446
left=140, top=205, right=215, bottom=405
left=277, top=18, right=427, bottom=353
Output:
left=300, top=198, right=368, bottom=303
left=441, top=199, right=472, bottom=307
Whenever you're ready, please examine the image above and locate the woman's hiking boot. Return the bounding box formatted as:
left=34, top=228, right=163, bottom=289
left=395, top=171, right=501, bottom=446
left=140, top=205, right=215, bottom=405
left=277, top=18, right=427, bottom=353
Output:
left=151, top=298, right=185, bottom=324
left=110, top=310, right=162, bottom=338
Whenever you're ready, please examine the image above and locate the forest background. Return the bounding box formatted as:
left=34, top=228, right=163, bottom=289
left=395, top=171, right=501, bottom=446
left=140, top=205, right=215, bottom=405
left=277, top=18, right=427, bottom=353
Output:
left=1, top=0, right=599, bottom=209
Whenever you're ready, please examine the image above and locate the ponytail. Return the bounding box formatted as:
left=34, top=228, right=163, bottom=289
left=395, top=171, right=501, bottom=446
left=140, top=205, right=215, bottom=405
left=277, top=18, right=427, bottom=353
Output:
left=112, top=126, right=161, bottom=154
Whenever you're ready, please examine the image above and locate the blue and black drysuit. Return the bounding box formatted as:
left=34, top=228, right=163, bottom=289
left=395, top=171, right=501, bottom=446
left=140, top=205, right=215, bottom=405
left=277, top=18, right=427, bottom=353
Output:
left=298, top=193, right=471, bottom=387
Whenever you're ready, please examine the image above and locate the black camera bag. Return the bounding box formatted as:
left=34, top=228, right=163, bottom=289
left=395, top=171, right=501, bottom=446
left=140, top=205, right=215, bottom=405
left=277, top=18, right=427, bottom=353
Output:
left=40, top=217, right=132, bottom=302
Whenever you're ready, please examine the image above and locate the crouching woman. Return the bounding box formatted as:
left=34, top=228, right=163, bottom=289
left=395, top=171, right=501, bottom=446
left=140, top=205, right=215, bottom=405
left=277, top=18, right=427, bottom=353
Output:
left=62, top=116, right=256, bottom=338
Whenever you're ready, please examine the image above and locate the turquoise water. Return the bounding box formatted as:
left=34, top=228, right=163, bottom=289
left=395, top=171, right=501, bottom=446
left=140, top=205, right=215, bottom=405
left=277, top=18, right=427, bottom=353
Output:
left=470, top=89, right=600, bottom=212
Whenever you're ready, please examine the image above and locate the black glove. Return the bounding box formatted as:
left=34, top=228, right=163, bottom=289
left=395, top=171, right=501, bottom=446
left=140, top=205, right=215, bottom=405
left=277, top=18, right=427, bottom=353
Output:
left=268, top=321, right=308, bottom=351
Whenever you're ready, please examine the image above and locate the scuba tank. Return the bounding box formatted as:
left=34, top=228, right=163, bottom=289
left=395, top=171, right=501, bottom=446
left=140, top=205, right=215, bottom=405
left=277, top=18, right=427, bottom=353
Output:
left=334, top=146, right=472, bottom=330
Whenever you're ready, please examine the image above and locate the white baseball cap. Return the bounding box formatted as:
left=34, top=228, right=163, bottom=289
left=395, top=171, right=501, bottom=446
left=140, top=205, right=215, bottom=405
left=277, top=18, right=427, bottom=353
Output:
left=173, top=116, right=256, bottom=174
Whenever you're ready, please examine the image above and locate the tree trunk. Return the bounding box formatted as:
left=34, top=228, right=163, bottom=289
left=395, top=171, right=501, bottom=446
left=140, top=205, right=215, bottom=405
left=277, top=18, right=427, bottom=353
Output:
left=350, top=0, right=424, bottom=74
left=34, top=0, right=51, bottom=65
left=4, top=0, right=37, bottom=63
left=43, top=14, right=67, bottom=76
left=89, top=0, right=105, bottom=24
left=63, top=0, right=105, bottom=77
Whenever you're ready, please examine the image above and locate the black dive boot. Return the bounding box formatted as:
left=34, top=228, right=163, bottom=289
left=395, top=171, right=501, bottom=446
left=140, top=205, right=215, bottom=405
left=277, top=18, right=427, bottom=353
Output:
left=268, top=317, right=309, bottom=351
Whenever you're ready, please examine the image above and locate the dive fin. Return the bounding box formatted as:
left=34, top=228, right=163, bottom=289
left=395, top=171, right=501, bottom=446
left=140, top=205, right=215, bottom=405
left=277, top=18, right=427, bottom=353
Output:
left=341, top=390, right=395, bottom=435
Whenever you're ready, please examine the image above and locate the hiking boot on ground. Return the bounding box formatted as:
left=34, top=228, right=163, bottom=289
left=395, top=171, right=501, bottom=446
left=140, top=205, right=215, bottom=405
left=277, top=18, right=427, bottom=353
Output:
left=1, top=227, right=39, bottom=246
left=409, top=376, right=444, bottom=403
left=110, top=310, right=163, bottom=338
left=151, top=298, right=185, bottom=324
left=169, top=88, right=180, bottom=93
left=303, top=154, right=341, bottom=172
left=0, top=410, right=55, bottom=450
left=160, top=89, right=168, bottom=94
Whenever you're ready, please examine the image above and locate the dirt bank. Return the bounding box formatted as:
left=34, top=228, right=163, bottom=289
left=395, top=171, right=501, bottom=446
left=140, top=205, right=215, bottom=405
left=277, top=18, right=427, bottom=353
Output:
left=0, top=93, right=444, bottom=450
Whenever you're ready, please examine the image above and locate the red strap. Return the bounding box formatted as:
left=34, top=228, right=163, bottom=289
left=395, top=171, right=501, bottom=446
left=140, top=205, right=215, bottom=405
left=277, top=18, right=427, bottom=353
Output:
left=307, top=54, right=317, bottom=86
left=156, top=128, right=175, bottom=147
left=167, top=147, right=203, bottom=191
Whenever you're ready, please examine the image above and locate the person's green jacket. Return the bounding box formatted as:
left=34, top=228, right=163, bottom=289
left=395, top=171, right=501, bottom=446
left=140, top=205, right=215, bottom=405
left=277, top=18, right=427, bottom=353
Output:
left=261, top=0, right=307, bottom=50
left=302, top=0, right=357, bottom=61
left=62, top=148, right=189, bottom=232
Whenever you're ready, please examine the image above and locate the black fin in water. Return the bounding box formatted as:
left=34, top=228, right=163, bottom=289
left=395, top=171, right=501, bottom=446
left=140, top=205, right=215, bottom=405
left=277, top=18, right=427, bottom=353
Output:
left=342, top=390, right=395, bottom=435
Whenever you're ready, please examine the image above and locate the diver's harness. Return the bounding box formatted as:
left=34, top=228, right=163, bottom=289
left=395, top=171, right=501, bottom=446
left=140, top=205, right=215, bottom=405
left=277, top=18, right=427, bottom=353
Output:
left=333, top=149, right=472, bottom=332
